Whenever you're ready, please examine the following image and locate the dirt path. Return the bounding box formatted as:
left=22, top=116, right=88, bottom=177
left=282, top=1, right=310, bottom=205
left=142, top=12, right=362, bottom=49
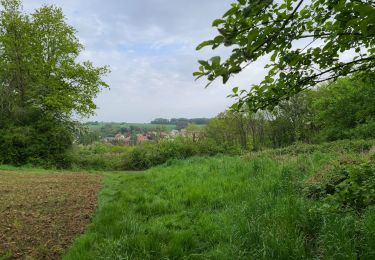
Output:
left=0, top=171, right=101, bottom=259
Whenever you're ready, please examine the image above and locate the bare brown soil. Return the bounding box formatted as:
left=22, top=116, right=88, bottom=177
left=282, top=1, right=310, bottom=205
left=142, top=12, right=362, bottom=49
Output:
left=0, top=171, right=101, bottom=259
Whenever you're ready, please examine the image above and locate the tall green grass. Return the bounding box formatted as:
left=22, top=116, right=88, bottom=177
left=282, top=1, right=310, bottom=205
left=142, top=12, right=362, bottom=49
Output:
left=65, top=145, right=375, bottom=259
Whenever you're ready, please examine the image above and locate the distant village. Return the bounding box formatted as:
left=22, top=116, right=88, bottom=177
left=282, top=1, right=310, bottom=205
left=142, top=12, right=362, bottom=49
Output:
left=83, top=118, right=209, bottom=146
left=102, top=129, right=199, bottom=146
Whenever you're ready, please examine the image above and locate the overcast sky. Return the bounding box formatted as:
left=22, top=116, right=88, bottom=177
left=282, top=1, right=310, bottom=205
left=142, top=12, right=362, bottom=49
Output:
left=24, top=0, right=268, bottom=123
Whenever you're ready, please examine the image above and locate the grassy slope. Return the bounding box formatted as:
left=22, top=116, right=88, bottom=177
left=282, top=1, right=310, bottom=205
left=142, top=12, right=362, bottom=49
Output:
left=65, top=142, right=375, bottom=259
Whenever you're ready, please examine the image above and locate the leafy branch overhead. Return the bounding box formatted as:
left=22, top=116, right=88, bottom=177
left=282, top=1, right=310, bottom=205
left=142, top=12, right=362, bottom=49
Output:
left=194, top=0, right=375, bottom=111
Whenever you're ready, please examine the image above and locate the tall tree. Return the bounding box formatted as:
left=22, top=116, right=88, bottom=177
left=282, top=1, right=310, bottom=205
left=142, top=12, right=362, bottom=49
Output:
left=311, top=74, right=375, bottom=140
left=0, top=0, right=109, bottom=166
left=194, top=0, right=374, bottom=111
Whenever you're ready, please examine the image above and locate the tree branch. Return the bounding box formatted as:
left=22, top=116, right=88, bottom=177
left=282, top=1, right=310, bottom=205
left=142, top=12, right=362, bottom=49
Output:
left=250, top=0, right=305, bottom=55
left=297, top=33, right=367, bottom=39
left=300, top=57, right=375, bottom=84
left=312, top=66, right=373, bottom=84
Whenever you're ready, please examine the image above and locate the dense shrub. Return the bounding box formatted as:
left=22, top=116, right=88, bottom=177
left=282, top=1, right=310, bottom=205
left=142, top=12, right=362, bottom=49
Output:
left=261, top=139, right=375, bottom=157
left=123, top=138, right=238, bottom=170
left=311, top=75, right=375, bottom=142
left=348, top=122, right=375, bottom=140
left=78, top=139, right=375, bottom=172
left=305, top=160, right=375, bottom=212
left=69, top=138, right=236, bottom=171
left=0, top=120, right=73, bottom=168
left=70, top=143, right=132, bottom=171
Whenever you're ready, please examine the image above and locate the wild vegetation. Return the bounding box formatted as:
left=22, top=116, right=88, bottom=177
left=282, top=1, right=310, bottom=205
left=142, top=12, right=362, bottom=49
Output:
left=70, top=137, right=235, bottom=171
left=65, top=140, right=375, bottom=259
left=205, top=74, right=375, bottom=151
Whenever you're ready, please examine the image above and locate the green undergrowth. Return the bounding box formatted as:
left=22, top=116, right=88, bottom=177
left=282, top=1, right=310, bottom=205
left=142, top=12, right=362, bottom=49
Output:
left=70, top=138, right=239, bottom=171
left=64, top=140, right=375, bottom=259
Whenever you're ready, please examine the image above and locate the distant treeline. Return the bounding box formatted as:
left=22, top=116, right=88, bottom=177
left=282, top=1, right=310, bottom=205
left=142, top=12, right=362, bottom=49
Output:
left=151, top=118, right=211, bottom=129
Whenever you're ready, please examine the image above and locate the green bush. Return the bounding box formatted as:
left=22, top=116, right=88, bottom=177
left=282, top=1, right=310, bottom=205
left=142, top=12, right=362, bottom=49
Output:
left=68, top=138, right=237, bottom=171
left=70, top=143, right=132, bottom=171
left=305, top=160, right=375, bottom=212
left=123, top=138, right=238, bottom=170
left=263, top=139, right=375, bottom=157
left=0, top=120, right=73, bottom=168
left=348, top=122, right=375, bottom=140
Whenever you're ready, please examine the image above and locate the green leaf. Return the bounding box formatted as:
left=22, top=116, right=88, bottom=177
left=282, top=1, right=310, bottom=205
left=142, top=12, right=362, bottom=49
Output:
left=212, top=19, right=225, bottom=27
left=271, top=51, right=278, bottom=62
left=230, top=103, right=239, bottom=110
left=247, top=29, right=259, bottom=43
left=223, top=73, right=230, bottom=84
left=213, top=35, right=225, bottom=44
left=210, top=56, right=221, bottom=67
left=223, top=6, right=237, bottom=18
left=198, top=60, right=210, bottom=67
left=196, top=40, right=212, bottom=50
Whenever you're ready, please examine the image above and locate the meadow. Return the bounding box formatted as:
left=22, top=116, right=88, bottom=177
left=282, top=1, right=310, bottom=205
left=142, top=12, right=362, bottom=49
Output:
left=0, top=140, right=374, bottom=259
left=64, top=140, right=375, bottom=259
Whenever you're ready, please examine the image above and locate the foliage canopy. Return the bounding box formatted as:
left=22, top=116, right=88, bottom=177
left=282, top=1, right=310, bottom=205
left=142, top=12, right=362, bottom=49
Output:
left=194, top=0, right=375, bottom=111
